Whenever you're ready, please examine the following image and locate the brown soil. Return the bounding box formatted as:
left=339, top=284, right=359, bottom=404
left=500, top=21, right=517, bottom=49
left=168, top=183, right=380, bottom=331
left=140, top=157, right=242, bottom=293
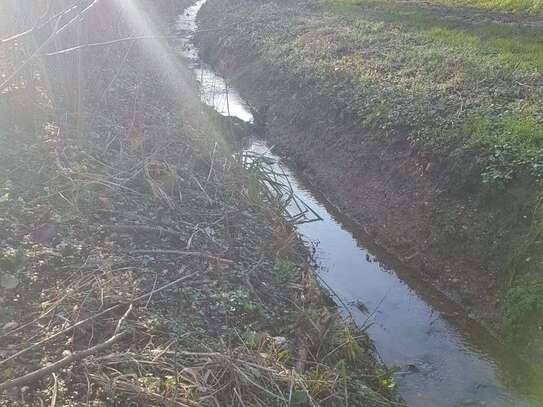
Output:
left=269, top=125, right=503, bottom=326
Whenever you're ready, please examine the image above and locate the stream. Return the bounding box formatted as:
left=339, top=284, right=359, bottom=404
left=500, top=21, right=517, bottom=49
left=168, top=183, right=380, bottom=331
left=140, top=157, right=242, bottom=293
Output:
left=175, top=1, right=539, bottom=406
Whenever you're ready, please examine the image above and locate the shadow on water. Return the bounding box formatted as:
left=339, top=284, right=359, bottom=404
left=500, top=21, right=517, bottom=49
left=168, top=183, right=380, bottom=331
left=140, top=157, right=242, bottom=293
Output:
left=174, top=2, right=541, bottom=406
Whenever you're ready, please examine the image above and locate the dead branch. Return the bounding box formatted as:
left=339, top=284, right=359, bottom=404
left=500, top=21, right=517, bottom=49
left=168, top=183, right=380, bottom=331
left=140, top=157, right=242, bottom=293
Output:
left=0, top=1, right=82, bottom=44
left=114, top=304, right=133, bottom=335
left=100, top=223, right=186, bottom=238
left=0, top=330, right=129, bottom=392
left=132, top=249, right=234, bottom=263
left=0, top=271, right=196, bottom=367
left=0, top=0, right=103, bottom=91
left=43, top=35, right=181, bottom=56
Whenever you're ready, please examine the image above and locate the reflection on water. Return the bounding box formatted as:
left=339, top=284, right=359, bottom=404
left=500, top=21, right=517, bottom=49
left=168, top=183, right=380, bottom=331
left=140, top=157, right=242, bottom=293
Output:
left=176, top=0, right=253, bottom=122
left=175, top=2, right=539, bottom=406
left=247, top=142, right=536, bottom=407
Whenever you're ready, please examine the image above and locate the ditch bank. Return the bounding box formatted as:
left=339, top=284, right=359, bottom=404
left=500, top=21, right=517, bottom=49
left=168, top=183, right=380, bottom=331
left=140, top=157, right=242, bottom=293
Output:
left=194, top=0, right=543, bottom=356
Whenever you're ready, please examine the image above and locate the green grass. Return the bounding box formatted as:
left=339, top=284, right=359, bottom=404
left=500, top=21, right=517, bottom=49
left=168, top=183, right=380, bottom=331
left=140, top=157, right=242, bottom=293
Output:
left=434, top=0, right=543, bottom=13
left=421, top=26, right=543, bottom=70
left=328, top=0, right=543, bottom=70
left=320, top=0, right=543, bottom=188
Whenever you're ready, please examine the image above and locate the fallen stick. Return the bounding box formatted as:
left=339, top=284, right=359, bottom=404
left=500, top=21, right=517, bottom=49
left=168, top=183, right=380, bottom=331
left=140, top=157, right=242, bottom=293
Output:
left=0, top=305, right=124, bottom=368
left=132, top=249, right=234, bottom=264
left=42, top=35, right=181, bottom=56
left=0, top=271, right=196, bottom=367
left=0, top=331, right=130, bottom=392
left=100, top=224, right=186, bottom=238
left=114, top=304, right=133, bottom=335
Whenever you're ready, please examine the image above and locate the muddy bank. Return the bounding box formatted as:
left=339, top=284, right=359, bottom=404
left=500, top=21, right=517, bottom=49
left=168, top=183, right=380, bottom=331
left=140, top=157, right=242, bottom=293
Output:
left=194, top=0, right=542, bottom=345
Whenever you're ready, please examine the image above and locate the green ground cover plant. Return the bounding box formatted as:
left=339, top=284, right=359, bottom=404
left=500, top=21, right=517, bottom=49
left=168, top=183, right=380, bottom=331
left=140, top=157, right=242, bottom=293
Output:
left=435, top=0, right=543, bottom=13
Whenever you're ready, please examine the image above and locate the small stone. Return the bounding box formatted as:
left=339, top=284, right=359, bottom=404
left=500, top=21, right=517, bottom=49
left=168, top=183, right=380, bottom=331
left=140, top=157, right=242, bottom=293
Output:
left=406, top=363, right=420, bottom=373
left=272, top=336, right=288, bottom=349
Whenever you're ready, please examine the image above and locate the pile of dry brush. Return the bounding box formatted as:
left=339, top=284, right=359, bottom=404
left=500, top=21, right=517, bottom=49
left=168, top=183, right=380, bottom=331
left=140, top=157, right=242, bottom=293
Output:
left=0, top=1, right=400, bottom=406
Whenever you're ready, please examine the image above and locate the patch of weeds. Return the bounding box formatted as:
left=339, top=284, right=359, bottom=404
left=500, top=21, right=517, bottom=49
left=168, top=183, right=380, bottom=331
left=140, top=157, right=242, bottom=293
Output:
left=224, top=288, right=260, bottom=327
left=505, top=277, right=543, bottom=340
left=369, top=365, right=400, bottom=397
left=422, top=26, right=481, bottom=49
left=239, top=329, right=291, bottom=363
left=0, top=366, right=16, bottom=382
left=465, top=100, right=543, bottom=188
left=138, top=374, right=162, bottom=394
left=246, top=171, right=263, bottom=205
left=226, top=288, right=254, bottom=314
left=503, top=198, right=543, bottom=351
left=304, top=366, right=338, bottom=401
left=333, top=325, right=363, bottom=363
left=0, top=247, right=26, bottom=272
left=272, top=259, right=297, bottom=284
left=240, top=329, right=267, bottom=349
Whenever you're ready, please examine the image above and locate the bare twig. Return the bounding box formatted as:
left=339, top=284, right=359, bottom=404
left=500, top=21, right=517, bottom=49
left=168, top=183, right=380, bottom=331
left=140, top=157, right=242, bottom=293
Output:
left=100, top=223, right=186, bottom=238
left=0, top=331, right=130, bottom=392
left=50, top=373, right=58, bottom=407
left=0, top=271, right=196, bottom=367
left=42, top=35, right=181, bottom=56
left=0, top=0, right=103, bottom=91
left=207, top=142, right=218, bottom=182
left=0, top=0, right=83, bottom=44
left=115, top=304, right=133, bottom=335
left=132, top=249, right=234, bottom=263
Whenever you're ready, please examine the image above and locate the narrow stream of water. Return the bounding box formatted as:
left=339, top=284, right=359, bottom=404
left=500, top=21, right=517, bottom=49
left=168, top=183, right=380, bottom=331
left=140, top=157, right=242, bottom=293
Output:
left=175, top=2, right=538, bottom=406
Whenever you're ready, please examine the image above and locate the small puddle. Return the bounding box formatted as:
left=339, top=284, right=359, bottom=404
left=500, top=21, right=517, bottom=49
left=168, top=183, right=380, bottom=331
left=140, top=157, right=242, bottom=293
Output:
left=175, top=2, right=539, bottom=406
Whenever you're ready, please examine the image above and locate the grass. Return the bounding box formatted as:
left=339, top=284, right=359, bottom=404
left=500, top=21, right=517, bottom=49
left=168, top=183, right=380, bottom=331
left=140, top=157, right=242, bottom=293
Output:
left=328, top=0, right=543, bottom=70
left=321, top=0, right=543, bottom=187
left=433, top=0, right=543, bottom=13
left=338, top=0, right=543, bottom=13
left=421, top=26, right=543, bottom=70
